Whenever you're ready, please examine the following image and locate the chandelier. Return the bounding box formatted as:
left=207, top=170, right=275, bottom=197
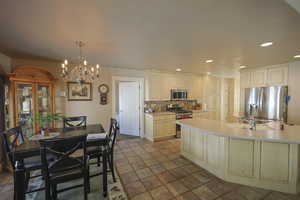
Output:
left=61, top=41, right=100, bottom=83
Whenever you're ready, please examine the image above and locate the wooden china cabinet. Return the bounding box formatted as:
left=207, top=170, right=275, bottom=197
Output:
left=9, top=66, right=56, bottom=136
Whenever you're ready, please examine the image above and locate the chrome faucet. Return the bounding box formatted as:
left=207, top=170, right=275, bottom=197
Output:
left=249, top=117, right=257, bottom=130
left=249, top=104, right=258, bottom=130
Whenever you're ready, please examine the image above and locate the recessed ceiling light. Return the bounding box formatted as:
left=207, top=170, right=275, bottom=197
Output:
left=206, top=59, right=213, bottom=63
left=207, top=72, right=211, bottom=75
left=240, top=65, right=247, bottom=69
left=294, top=55, right=300, bottom=58
left=260, top=42, right=273, bottom=47
left=176, top=68, right=182, bottom=72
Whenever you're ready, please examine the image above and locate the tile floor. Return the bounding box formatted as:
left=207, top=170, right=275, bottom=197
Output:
left=1, top=135, right=300, bottom=200
left=115, top=137, right=300, bottom=200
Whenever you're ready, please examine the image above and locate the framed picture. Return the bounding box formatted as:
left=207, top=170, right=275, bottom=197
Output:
left=67, top=82, right=92, bottom=101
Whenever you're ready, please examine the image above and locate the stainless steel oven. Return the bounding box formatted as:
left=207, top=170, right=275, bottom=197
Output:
left=170, top=89, right=188, bottom=100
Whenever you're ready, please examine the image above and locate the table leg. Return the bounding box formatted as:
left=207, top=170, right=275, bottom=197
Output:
left=102, top=148, right=107, bottom=197
left=14, top=161, right=26, bottom=200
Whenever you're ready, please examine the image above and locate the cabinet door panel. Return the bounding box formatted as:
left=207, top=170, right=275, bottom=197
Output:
left=267, top=66, right=288, bottom=86
left=181, top=126, right=191, bottom=153
left=260, top=142, right=289, bottom=182
left=15, top=83, right=34, bottom=137
left=240, top=72, right=251, bottom=88
left=228, top=139, right=255, bottom=177
left=252, top=70, right=266, bottom=87
left=207, top=134, right=219, bottom=168
left=190, top=128, right=205, bottom=160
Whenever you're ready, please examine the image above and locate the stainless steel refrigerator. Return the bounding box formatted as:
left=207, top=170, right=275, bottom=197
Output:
left=244, top=86, right=288, bottom=122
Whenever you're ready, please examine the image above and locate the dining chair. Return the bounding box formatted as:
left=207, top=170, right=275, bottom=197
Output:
left=39, top=135, right=89, bottom=200
left=87, top=118, right=119, bottom=183
left=1, top=126, right=46, bottom=198
left=63, top=116, right=87, bottom=131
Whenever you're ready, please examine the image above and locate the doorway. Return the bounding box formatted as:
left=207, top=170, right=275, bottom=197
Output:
left=112, top=76, right=144, bottom=137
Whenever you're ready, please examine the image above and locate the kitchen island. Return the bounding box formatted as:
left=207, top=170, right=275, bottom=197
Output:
left=177, top=119, right=300, bottom=194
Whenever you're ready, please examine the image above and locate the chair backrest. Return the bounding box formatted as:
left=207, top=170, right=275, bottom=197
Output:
left=108, top=118, right=119, bottom=150
left=39, top=135, right=87, bottom=175
left=63, top=116, right=87, bottom=131
left=1, top=126, right=25, bottom=165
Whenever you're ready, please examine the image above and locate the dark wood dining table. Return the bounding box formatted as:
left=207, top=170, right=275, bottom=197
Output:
left=13, top=124, right=108, bottom=200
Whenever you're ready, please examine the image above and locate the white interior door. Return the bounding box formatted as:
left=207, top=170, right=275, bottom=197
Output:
left=119, top=81, right=140, bottom=136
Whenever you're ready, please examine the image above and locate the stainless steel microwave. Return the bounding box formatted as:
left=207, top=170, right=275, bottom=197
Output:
left=171, top=89, right=188, bottom=100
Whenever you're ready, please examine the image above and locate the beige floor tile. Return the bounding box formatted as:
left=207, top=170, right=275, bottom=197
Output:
left=169, top=167, right=189, bottom=179
left=176, top=191, right=201, bottom=200
left=180, top=175, right=204, bottom=190
left=136, top=168, right=153, bottom=179
left=149, top=164, right=166, bottom=174
left=124, top=180, right=146, bottom=198
left=131, top=192, right=153, bottom=200
left=157, top=171, right=177, bottom=184
left=141, top=175, right=162, bottom=191
left=193, top=185, right=219, bottom=200
left=166, top=180, right=189, bottom=196
left=150, top=186, right=174, bottom=200
left=161, top=161, right=178, bottom=170
left=120, top=171, right=139, bottom=184
left=117, top=163, right=134, bottom=174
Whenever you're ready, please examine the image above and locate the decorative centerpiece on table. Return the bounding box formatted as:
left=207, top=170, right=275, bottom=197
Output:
left=30, top=113, right=64, bottom=136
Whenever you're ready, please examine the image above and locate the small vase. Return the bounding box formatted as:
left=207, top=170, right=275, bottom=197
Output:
left=41, top=128, right=50, bottom=136
left=41, top=129, right=45, bottom=136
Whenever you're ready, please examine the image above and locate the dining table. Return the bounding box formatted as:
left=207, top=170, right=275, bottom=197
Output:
left=13, top=124, right=108, bottom=200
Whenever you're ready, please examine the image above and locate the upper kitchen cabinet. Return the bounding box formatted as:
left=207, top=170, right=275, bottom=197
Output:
left=240, top=64, right=288, bottom=88
left=240, top=71, right=251, bottom=89
left=145, top=72, right=168, bottom=100
left=252, top=69, right=267, bottom=87
left=267, top=65, right=288, bottom=86
left=145, top=70, right=202, bottom=101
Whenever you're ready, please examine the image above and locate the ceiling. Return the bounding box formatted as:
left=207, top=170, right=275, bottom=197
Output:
left=1, top=0, right=300, bottom=76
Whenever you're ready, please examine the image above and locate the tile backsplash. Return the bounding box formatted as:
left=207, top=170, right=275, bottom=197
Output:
left=144, top=100, right=201, bottom=112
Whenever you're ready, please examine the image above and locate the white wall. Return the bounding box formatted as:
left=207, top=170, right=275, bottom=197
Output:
left=0, top=52, right=12, bottom=73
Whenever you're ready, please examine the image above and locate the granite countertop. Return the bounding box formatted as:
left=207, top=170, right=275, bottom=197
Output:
left=192, top=110, right=206, bottom=113
left=177, top=118, right=300, bottom=144
left=144, top=111, right=175, bottom=116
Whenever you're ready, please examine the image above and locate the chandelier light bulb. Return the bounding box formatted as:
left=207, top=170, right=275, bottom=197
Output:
left=84, top=60, right=87, bottom=65
left=64, top=59, right=68, bottom=65
left=91, top=67, right=94, bottom=72
left=62, top=64, right=65, bottom=68
left=96, top=64, right=99, bottom=69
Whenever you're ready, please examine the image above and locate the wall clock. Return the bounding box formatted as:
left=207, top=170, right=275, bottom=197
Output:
left=98, top=84, right=109, bottom=105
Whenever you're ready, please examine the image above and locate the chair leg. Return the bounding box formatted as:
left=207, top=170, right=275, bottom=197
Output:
left=87, top=165, right=91, bottom=193
left=45, top=180, right=51, bottom=200
left=25, top=171, right=30, bottom=191
left=84, top=169, right=89, bottom=200
left=52, top=184, right=57, bottom=200
left=108, top=153, right=116, bottom=182
left=97, top=156, right=101, bottom=167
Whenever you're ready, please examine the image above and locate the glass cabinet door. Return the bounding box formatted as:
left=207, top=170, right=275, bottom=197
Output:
left=37, top=85, right=52, bottom=115
left=15, top=83, right=34, bottom=137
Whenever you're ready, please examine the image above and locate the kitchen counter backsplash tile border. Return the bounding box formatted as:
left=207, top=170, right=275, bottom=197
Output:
left=144, top=100, right=200, bottom=112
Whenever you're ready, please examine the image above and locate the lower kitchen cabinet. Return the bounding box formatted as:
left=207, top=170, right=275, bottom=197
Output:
left=180, top=125, right=300, bottom=194
left=144, top=113, right=176, bottom=141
